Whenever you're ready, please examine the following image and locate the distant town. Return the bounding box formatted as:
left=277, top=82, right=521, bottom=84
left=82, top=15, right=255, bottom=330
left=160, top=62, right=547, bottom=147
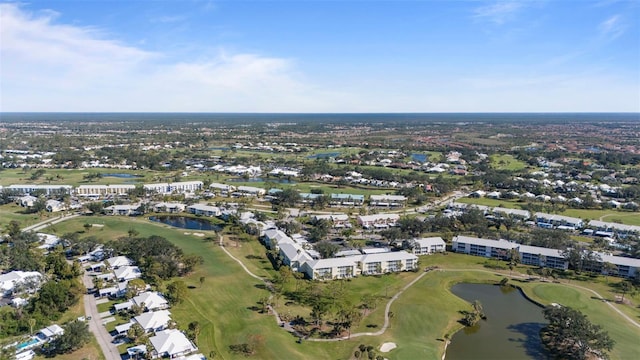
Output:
left=0, top=113, right=639, bottom=360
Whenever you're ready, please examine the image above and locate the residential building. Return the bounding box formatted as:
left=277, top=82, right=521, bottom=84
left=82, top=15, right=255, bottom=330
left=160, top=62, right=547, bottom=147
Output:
left=114, top=266, right=142, bottom=282
left=330, top=193, right=365, bottom=207
left=152, top=202, right=186, bottom=213
left=149, top=329, right=198, bottom=359
left=412, top=237, right=446, bottom=255
left=517, top=245, right=568, bottom=270
left=186, top=204, right=221, bottom=217
left=76, top=184, right=136, bottom=197
left=535, top=212, right=583, bottom=230
left=357, top=213, right=400, bottom=229
left=452, top=235, right=517, bottom=259
left=369, top=194, right=407, bottom=207
left=312, top=213, right=351, bottom=228
left=143, top=181, right=202, bottom=195
left=104, top=204, right=140, bottom=216
left=7, top=184, right=73, bottom=196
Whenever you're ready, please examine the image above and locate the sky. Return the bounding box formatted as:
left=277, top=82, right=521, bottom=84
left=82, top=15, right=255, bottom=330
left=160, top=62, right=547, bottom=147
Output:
left=1, top=0, right=639, bottom=113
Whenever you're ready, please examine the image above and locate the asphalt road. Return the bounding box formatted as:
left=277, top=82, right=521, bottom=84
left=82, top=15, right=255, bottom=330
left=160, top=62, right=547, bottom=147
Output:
left=81, top=270, right=122, bottom=360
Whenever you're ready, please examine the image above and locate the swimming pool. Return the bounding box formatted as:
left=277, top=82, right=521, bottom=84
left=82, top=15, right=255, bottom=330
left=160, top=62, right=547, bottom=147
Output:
left=16, top=338, right=39, bottom=350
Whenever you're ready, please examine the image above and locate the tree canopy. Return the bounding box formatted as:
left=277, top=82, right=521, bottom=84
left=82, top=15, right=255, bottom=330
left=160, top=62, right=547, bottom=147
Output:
left=540, top=305, right=614, bottom=360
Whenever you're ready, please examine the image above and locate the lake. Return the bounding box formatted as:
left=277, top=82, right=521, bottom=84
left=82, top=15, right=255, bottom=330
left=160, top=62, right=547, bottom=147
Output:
left=446, top=283, right=548, bottom=360
left=411, top=153, right=428, bottom=163
left=103, top=173, right=142, bottom=178
left=149, top=216, right=222, bottom=231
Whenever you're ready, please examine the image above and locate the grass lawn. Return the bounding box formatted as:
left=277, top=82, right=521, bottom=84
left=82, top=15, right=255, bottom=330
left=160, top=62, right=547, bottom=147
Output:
left=34, top=334, right=106, bottom=360
left=0, top=203, right=56, bottom=230
left=455, top=197, right=524, bottom=209
left=489, top=154, right=528, bottom=171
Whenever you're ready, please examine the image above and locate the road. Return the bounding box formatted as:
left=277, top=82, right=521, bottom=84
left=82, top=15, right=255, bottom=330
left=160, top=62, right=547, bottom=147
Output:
left=81, top=268, right=123, bottom=360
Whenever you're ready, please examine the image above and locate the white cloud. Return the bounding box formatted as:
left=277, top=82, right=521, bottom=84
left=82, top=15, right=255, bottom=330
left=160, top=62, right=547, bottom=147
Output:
left=473, top=1, right=524, bottom=25
left=0, top=3, right=335, bottom=112
left=598, top=14, right=626, bottom=40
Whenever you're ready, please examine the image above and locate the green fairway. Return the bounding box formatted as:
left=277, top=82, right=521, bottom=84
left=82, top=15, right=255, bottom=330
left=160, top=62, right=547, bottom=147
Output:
left=489, top=154, right=528, bottom=171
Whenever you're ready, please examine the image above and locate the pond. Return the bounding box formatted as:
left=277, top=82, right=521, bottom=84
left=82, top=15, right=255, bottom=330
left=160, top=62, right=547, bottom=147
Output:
left=227, top=177, right=296, bottom=184
left=149, top=216, right=222, bottom=231
left=446, top=283, right=548, bottom=360
left=411, top=153, right=428, bottom=163
left=103, top=173, right=142, bottom=178
left=307, top=152, right=340, bottom=159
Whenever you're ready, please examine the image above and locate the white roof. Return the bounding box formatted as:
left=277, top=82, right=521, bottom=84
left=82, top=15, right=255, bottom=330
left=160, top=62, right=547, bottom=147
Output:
left=38, top=324, right=64, bottom=338
left=535, top=212, right=582, bottom=225
left=599, top=253, right=640, bottom=268
left=114, top=266, right=142, bottom=281
left=150, top=329, right=197, bottom=357
left=134, top=310, right=172, bottom=331
left=106, top=256, right=133, bottom=268
left=358, top=213, right=400, bottom=222
left=414, top=237, right=446, bottom=247
left=133, top=292, right=168, bottom=310
left=588, top=220, right=640, bottom=233
left=492, top=207, right=530, bottom=218
left=305, top=256, right=359, bottom=270
left=370, top=194, right=407, bottom=201
left=361, top=251, right=417, bottom=264
left=517, top=244, right=565, bottom=258
left=453, top=235, right=518, bottom=250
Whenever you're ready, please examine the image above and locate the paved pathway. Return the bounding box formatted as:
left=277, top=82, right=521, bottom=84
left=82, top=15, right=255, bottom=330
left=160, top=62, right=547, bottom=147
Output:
left=22, top=213, right=81, bottom=232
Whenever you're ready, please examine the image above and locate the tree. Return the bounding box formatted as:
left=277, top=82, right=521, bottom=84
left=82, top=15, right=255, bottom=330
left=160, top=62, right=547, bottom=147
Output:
left=199, top=276, right=206, bottom=288
left=127, top=323, right=146, bottom=343
left=618, top=281, right=635, bottom=303
left=166, top=280, right=188, bottom=304
left=541, top=305, right=614, bottom=360
left=315, top=241, right=340, bottom=259
left=51, top=320, right=91, bottom=354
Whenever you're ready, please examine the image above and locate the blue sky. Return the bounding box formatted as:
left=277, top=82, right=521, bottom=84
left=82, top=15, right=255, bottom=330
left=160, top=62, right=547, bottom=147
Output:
left=1, top=0, right=639, bottom=112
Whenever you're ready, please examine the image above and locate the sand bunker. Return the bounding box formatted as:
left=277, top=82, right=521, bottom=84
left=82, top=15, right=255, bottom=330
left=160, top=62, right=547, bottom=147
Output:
left=193, top=232, right=205, bottom=237
left=380, top=342, right=397, bottom=353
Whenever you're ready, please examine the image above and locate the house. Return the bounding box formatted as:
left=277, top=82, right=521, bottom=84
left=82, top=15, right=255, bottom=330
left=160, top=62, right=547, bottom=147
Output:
left=369, top=194, right=407, bottom=207
left=412, top=237, right=446, bottom=255
left=133, top=292, right=169, bottom=311
left=149, top=329, right=198, bottom=359
left=186, top=204, right=221, bottom=217
left=17, top=195, right=38, bottom=207
left=114, top=266, right=142, bottom=282
left=357, top=214, right=400, bottom=229
left=37, top=324, right=64, bottom=340
left=492, top=207, right=530, bottom=220
left=45, top=199, right=65, bottom=212
left=0, top=271, right=43, bottom=296
left=134, top=310, right=172, bottom=333
left=106, top=256, right=134, bottom=269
